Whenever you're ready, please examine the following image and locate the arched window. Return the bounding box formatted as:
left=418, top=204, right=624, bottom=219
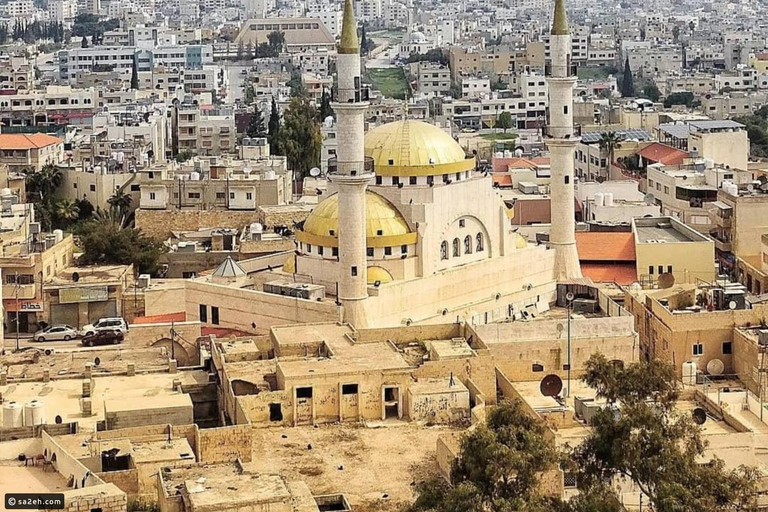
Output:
left=464, top=235, right=472, bottom=254
left=476, top=233, right=484, bottom=252
left=452, top=238, right=460, bottom=257
left=440, top=241, right=448, bottom=260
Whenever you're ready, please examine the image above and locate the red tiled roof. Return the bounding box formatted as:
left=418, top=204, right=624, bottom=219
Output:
left=581, top=263, right=637, bottom=285
left=0, top=133, right=63, bottom=150
left=575, top=232, right=636, bottom=262
left=637, top=142, right=688, bottom=166
left=492, top=173, right=512, bottom=187
left=132, top=312, right=187, bottom=324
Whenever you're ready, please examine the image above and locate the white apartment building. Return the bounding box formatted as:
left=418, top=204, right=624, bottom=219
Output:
left=307, top=9, right=342, bottom=36
left=0, top=0, right=34, bottom=19
left=460, top=77, right=490, bottom=99
left=627, top=46, right=684, bottom=75
left=48, top=0, right=78, bottom=24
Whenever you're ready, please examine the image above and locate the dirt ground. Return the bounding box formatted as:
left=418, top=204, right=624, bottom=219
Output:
left=249, top=423, right=460, bottom=512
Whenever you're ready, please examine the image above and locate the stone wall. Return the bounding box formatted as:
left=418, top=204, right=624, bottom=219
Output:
left=97, top=469, right=140, bottom=496
left=42, top=484, right=127, bottom=512
left=136, top=209, right=261, bottom=239
left=195, top=424, right=253, bottom=463
left=237, top=391, right=293, bottom=426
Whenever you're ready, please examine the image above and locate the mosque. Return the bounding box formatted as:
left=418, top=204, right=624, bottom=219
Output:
left=277, top=0, right=582, bottom=329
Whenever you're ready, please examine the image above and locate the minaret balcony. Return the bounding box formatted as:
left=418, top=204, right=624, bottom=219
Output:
left=328, top=156, right=375, bottom=177
left=332, top=85, right=371, bottom=104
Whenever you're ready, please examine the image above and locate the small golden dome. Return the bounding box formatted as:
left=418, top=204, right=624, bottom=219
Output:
left=365, top=120, right=475, bottom=177
left=367, top=266, right=394, bottom=284
left=296, top=191, right=417, bottom=248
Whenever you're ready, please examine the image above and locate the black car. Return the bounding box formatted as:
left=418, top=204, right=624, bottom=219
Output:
left=81, top=330, right=124, bottom=347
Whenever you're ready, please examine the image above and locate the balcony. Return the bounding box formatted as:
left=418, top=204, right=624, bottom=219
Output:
left=713, top=214, right=732, bottom=228
left=710, top=231, right=732, bottom=253
left=2, top=283, right=36, bottom=300
left=327, top=157, right=375, bottom=177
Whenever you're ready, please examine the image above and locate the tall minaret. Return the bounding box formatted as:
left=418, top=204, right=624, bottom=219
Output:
left=333, top=0, right=372, bottom=328
left=547, top=0, right=582, bottom=281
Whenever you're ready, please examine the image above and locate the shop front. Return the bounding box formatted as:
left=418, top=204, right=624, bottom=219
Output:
left=3, top=299, right=45, bottom=334
left=47, top=286, right=118, bottom=328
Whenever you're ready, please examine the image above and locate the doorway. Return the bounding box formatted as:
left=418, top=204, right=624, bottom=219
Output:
left=269, top=403, right=283, bottom=422
left=382, top=386, right=400, bottom=420
left=295, top=387, right=313, bottom=425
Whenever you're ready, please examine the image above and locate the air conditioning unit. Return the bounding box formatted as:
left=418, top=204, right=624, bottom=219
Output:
left=137, top=274, right=151, bottom=288
left=29, top=222, right=41, bottom=234
left=572, top=298, right=598, bottom=314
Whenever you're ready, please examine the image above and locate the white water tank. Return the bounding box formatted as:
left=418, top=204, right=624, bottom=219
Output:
left=604, top=192, right=614, bottom=206
left=250, top=222, right=263, bottom=234
left=594, top=192, right=605, bottom=206
left=1, top=187, right=11, bottom=196
left=682, top=361, right=698, bottom=386
left=24, top=399, right=46, bottom=426
left=3, top=401, right=24, bottom=428
left=190, top=171, right=201, bottom=181
left=494, top=152, right=504, bottom=158
left=53, top=229, right=63, bottom=244
left=503, top=150, right=513, bottom=158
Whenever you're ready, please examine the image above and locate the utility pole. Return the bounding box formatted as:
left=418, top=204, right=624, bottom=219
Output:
left=15, top=271, right=20, bottom=352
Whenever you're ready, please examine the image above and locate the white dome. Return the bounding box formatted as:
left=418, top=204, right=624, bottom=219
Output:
left=410, top=31, right=426, bottom=42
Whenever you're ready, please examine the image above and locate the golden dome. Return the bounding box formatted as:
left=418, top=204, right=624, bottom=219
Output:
left=367, top=266, right=394, bottom=284
left=296, top=191, right=417, bottom=248
left=365, top=120, right=475, bottom=177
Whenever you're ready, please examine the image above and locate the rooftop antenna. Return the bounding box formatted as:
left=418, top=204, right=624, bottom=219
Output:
left=449, top=372, right=455, bottom=387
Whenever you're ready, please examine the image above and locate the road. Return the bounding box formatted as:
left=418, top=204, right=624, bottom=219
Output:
left=224, top=62, right=252, bottom=103
left=6, top=333, right=135, bottom=353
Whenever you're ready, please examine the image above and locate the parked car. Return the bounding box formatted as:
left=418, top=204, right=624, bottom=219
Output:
left=81, top=317, right=129, bottom=337
left=81, top=330, right=124, bottom=347
left=33, top=325, right=78, bottom=342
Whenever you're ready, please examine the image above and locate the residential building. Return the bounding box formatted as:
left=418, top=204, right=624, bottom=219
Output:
left=0, top=134, right=64, bottom=173
left=415, top=62, right=451, bottom=97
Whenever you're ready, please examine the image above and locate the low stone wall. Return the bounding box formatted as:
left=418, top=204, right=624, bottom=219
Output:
left=97, top=469, right=140, bottom=496
left=195, top=424, right=252, bottom=463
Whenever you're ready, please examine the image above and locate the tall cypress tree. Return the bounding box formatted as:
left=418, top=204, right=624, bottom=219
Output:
left=267, top=96, right=282, bottom=154
left=318, top=89, right=333, bottom=121
left=130, top=58, right=139, bottom=90
left=621, top=57, right=635, bottom=97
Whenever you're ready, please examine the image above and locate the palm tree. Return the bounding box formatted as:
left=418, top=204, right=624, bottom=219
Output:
left=55, top=199, right=79, bottom=224
left=107, top=188, right=133, bottom=217
left=598, top=132, right=623, bottom=179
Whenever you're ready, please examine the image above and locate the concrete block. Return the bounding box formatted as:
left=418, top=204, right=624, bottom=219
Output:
left=82, top=397, right=92, bottom=416
left=169, top=359, right=178, bottom=374
left=126, top=362, right=135, bottom=376
left=0, top=371, right=7, bottom=386
left=42, top=369, right=50, bottom=383
left=84, top=362, right=93, bottom=379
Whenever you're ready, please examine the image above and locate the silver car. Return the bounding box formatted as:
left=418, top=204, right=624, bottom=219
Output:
left=34, top=325, right=78, bottom=342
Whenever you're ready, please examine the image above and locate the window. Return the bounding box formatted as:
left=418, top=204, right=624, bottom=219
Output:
left=318, top=246, right=324, bottom=256
left=453, top=238, right=460, bottom=257
left=341, top=383, right=358, bottom=394
left=440, top=241, right=449, bottom=260
left=296, top=387, right=313, bottom=399
left=392, top=176, right=400, bottom=185
left=351, top=266, right=357, bottom=277
left=90, top=184, right=96, bottom=192
left=565, top=175, right=569, bottom=184
left=409, top=176, right=417, bottom=185
left=188, top=192, right=200, bottom=199
left=211, top=306, right=219, bottom=325
left=667, top=265, right=673, bottom=274
left=199, top=304, right=207, bottom=323
left=332, top=247, right=338, bottom=257
left=649, top=266, right=654, bottom=275
left=658, top=265, right=663, bottom=275
left=464, top=235, right=472, bottom=254
left=216, top=192, right=225, bottom=199
left=367, top=247, right=374, bottom=257
left=375, top=176, right=382, bottom=185
left=476, top=233, right=484, bottom=252
left=384, top=246, right=392, bottom=256
left=229, top=192, right=235, bottom=199
left=306, top=244, right=312, bottom=253
left=246, top=192, right=253, bottom=200
left=149, top=192, right=156, bottom=200
left=693, top=343, right=703, bottom=356
left=401, top=245, right=407, bottom=254
left=532, top=363, right=544, bottom=372
left=722, top=342, right=732, bottom=354
left=459, top=219, right=465, bottom=228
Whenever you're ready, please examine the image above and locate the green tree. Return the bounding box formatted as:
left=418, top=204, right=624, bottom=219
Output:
left=243, top=83, right=256, bottom=105
left=267, top=30, right=285, bottom=56
left=496, top=111, right=513, bottom=133
left=76, top=197, right=95, bottom=221
left=130, top=58, right=139, bottom=90
left=107, top=188, right=133, bottom=217
left=318, top=89, right=333, bottom=121
left=275, top=95, right=321, bottom=181
left=268, top=96, right=281, bottom=152
left=672, top=25, right=681, bottom=43
left=287, top=70, right=306, bottom=97
left=642, top=83, right=661, bottom=102
left=598, top=131, right=623, bottom=170
left=25, top=163, right=63, bottom=202
left=572, top=354, right=759, bottom=512
left=245, top=105, right=267, bottom=138
left=55, top=199, right=80, bottom=226
left=621, top=57, right=634, bottom=97
left=237, top=41, right=244, bottom=60
left=78, top=211, right=166, bottom=275
left=174, top=151, right=194, bottom=163
left=663, top=91, right=695, bottom=108
left=80, top=35, right=88, bottom=47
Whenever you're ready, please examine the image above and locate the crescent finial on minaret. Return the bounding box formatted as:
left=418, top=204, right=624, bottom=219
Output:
left=551, top=0, right=569, bottom=36
left=339, top=0, right=359, bottom=54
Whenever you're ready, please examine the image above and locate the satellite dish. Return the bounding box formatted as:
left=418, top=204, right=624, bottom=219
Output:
left=644, top=193, right=656, bottom=205
left=658, top=273, right=675, bottom=289
left=565, top=292, right=575, bottom=302
left=692, top=407, right=707, bottom=425
left=72, top=272, right=80, bottom=283
left=556, top=323, right=564, bottom=333
left=706, top=358, right=725, bottom=376
left=729, top=301, right=737, bottom=310
left=55, top=415, right=62, bottom=424
left=540, top=374, right=564, bottom=397
left=94, top=357, right=101, bottom=366
left=309, top=167, right=321, bottom=177
left=747, top=184, right=754, bottom=193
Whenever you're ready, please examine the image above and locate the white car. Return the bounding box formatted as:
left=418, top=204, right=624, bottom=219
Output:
left=81, top=317, right=129, bottom=337
left=34, top=325, right=78, bottom=342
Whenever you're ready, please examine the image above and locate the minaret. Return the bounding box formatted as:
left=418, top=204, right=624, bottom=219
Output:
left=547, top=0, right=582, bottom=281
left=333, top=0, right=372, bottom=328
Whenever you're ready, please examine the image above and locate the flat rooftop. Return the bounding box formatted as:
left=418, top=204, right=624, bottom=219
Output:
left=633, top=217, right=709, bottom=243
left=0, top=463, right=69, bottom=497
left=0, top=371, right=208, bottom=431
left=47, top=265, right=130, bottom=286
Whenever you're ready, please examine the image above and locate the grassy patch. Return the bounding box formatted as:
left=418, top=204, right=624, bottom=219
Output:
left=577, top=66, right=617, bottom=80
left=365, top=67, right=408, bottom=99
left=480, top=132, right=518, bottom=141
